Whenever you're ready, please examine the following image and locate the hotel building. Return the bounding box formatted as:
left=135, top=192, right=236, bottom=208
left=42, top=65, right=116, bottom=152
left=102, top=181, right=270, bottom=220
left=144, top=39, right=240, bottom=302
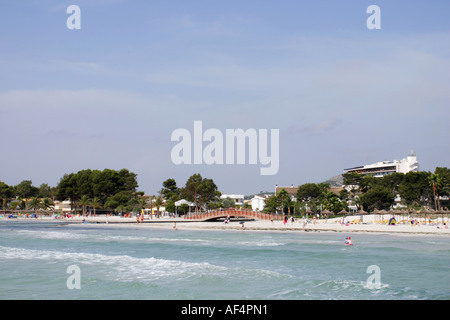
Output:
left=344, top=151, right=419, bottom=177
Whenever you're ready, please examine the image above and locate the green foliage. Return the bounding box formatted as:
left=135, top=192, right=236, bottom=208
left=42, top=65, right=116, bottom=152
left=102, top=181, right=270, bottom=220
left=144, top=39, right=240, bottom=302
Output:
left=56, top=168, right=139, bottom=212
left=398, top=171, right=432, bottom=206
left=159, top=178, right=180, bottom=201
left=180, top=174, right=220, bottom=211
left=360, top=185, right=395, bottom=211
left=15, top=180, right=39, bottom=199
left=263, top=195, right=280, bottom=214
left=221, top=197, right=236, bottom=209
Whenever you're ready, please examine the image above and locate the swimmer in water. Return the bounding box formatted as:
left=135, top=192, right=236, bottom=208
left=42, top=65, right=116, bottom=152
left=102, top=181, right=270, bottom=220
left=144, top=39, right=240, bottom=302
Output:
left=344, top=237, right=353, bottom=245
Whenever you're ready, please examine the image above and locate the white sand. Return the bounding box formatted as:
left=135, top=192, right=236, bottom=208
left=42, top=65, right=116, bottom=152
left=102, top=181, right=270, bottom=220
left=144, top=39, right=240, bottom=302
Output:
left=4, top=214, right=449, bottom=236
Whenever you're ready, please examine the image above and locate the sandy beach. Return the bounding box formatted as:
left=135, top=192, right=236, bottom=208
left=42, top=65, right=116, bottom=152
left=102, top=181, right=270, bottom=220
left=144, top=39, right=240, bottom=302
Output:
left=3, top=214, right=449, bottom=236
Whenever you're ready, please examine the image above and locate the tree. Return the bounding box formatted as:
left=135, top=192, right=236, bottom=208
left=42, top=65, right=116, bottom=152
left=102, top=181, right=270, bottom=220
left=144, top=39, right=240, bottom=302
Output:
left=398, top=171, right=432, bottom=207
left=197, top=178, right=220, bottom=209
left=359, top=175, right=379, bottom=193
left=56, top=173, right=78, bottom=210
left=28, top=197, right=42, bottom=210
left=165, top=200, right=176, bottom=213
left=0, top=181, right=15, bottom=209
left=136, top=196, right=149, bottom=212
left=154, top=196, right=164, bottom=217
left=41, top=197, right=54, bottom=210
left=263, top=195, right=280, bottom=214
left=360, top=185, right=395, bottom=211
left=180, top=174, right=220, bottom=212
left=342, top=172, right=363, bottom=197
left=38, top=183, right=52, bottom=198
left=321, top=191, right=346, bottom=214
left=15, top=180, right=38, bottom=199
left=296, top=183, right=321, bottom=202
left=277, top=189, right=292, bottom=214
left=177, top=203, right=190, bottom=215
left=342, top=172, right=363, bottom=188
left=181, top=174, right=203, bottom=212
left=428, top=173, right=444, bottom=210
left=221, top=197, right=236, bottom=209
left=90, top=197, right=102, bottom=215
left=160, top=178, right=180, bottom=201
left=80, top=195, right=90, bottom=216
left=56, top=168, right=139, bottom=212
left=104, top=191, right=133, bottom=212
left=381, top=172, right=404, bottom=194
left=434, top=167, right=450, bottom=197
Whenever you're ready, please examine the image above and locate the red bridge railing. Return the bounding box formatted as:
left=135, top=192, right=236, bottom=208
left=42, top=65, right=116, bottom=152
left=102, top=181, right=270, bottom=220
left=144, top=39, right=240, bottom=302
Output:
left=183, top=209, right=282, bottom=221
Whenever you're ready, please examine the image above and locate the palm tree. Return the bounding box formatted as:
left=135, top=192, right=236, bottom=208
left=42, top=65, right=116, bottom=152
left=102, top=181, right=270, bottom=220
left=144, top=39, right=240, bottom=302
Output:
left=429, top=174, right=443, bottom=210
left=41, top=197, right=54, bottom=210
left=154, top=196, right=164, bottom=218
left=137, top=196, right=148, bottom=210
left=149, top=195, right=155, bottom=219
left=90, top=197, right=102, bottom=216
left=29, top=197, right=42, bottom=210
left=277, top=189, right=291, bottom=214
left=80, top=195, right=90, bottom=216
left=115, top=204, right=127, bottom=215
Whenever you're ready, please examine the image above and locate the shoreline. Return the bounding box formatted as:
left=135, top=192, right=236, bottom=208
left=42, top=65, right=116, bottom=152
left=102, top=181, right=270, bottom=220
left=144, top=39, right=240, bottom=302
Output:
left=2, top=215, right=450, bottom=236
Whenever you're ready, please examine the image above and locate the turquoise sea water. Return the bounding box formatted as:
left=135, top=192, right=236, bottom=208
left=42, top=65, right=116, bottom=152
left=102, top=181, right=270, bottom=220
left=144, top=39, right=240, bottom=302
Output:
left=0, top=220, right=448, bottom=300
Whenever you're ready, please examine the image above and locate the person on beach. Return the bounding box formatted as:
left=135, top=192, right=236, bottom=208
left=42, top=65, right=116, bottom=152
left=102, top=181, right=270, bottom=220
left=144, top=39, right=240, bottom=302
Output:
left=173, top=222, right=177, bottom=230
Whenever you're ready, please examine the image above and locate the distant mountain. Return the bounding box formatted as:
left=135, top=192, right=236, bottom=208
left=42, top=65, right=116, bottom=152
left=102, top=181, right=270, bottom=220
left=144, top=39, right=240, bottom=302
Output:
left=323, top=174, right=344, bottom=187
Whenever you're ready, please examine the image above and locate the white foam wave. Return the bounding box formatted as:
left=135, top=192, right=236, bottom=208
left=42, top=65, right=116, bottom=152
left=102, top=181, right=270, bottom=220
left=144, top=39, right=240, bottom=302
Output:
left=11, top=229, right=213, bottom=245
left=14, top=229, right=89, bottom=240
left=0, top=246, right=287, bottom=283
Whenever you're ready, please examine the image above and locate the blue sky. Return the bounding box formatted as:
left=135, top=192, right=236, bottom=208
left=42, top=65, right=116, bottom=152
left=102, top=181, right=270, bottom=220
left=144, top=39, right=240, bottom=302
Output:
left=1, top=0, right=449, bottom=195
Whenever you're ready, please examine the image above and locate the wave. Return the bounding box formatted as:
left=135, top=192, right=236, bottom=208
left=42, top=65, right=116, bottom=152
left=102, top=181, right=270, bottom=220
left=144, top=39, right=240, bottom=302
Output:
left=11, top=228, right=220, bottom=244
left=0, top=245, right=289, bottom=284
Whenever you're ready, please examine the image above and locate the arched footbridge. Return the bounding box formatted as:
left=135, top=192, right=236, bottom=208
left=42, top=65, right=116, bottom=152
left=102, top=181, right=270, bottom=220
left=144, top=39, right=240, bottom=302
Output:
left=183, top=209, right=282, bottom=221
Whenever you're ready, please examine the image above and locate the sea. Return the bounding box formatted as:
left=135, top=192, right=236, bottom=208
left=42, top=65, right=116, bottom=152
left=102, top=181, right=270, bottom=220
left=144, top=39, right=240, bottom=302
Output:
left=0, top=220, right=449, bottom=300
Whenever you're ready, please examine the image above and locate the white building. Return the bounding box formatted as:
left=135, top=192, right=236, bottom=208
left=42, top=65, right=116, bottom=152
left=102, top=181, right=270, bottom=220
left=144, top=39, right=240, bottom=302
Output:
left=251, top=195, right=269, bottom=211
left=344, top=150, right=419, bottom=177
left=53, top=200, right=72, bottom=212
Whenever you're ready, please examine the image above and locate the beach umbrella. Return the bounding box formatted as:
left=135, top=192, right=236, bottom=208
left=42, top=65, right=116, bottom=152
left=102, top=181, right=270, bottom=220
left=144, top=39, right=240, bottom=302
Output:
left=371, top=208, right=381, bottom=222
left=321, top=209, right=332, bottom=218
left=435, top=209, right=446, bottom=223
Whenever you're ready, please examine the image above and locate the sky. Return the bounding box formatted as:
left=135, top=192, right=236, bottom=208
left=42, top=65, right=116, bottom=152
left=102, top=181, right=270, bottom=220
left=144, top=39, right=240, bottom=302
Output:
left=1, top=0, right=449, bottom=196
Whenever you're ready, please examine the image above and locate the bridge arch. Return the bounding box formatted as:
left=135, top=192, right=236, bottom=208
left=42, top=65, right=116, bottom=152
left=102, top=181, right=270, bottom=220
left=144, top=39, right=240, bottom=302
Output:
left=183, top=209, right=282, bottom=221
